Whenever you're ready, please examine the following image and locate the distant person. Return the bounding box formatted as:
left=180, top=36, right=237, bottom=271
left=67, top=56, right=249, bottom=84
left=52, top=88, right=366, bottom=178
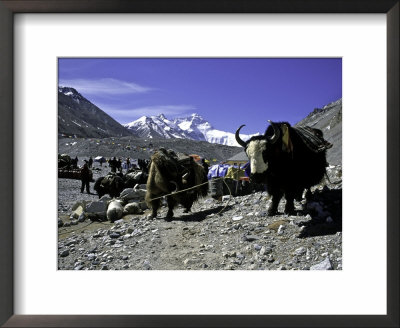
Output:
left=80, top=161, right=91, bottom=194
left=73, top=156, right=78, bottom=169
left=126, top=158, right=131, bottom=171
left=202, top=158, right=209, bottom=173
left=88, top=156, right=93, bottom=168
left=110, top=157, right=117, bottom=173
left=117, top=158, right=122, bottom=173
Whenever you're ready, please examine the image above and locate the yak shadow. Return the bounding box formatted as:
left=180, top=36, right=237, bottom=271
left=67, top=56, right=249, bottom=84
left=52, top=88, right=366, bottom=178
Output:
left=297, top=188, right=342, bottom=238
left=169, top=205, right=234, bottom=223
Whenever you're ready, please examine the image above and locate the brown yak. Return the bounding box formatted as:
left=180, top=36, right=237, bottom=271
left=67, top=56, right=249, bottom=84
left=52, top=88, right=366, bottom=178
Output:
left=146, top=148, right=208, bottom=221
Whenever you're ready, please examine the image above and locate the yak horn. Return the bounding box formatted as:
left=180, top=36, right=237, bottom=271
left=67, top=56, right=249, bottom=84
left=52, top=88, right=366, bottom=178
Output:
left=267, top=120, right=280, bottom=144
left=235, top=125, right=247, bottom=147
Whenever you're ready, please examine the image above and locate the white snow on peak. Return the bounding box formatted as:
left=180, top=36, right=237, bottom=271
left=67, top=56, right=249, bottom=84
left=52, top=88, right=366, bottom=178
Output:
left=124, top=113, right=256, bottom=146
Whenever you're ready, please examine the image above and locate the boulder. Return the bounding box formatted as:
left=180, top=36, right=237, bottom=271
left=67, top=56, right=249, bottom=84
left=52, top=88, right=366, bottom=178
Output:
left=107, top=200, right=124, bottom=222
left=86, top=212, right=107, bottom=222
left=120, top=188, right=146, bottom=203
left=99, top=195, right=112, bottom=203
left=71, top=201, right=86, bottom=211
left=86, top=201, right=107, bottom=213
left=126, top=199, right=148, bottom=210
left=70, top=205, right=84, bottom=220
left=123, top=202, right=143, bottom=215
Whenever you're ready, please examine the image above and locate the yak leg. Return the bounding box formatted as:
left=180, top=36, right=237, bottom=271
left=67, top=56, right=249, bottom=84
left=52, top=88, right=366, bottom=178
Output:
left=268, top=190, right=283, bottom=216
left=284, top=192, right=296, bottom=215
left=181, top=197, right=194, bottom=213
left=149, top=198, right=161, bottom=219
left=165, top=196, right=177, bottom=221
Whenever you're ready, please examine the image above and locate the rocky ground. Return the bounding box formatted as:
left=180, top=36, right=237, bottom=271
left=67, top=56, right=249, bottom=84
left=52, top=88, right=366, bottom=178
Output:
left=58, top=164, right=342, bottom=271
left=58, top=136, right=242, bottom=163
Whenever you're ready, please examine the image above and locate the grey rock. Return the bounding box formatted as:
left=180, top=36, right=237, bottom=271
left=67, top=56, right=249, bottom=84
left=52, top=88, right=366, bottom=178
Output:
left=120, top=188, right=146, bottom=202
left=244, top=235, right=259, bottom=242
left=86, top=201, right=107, bottom=213
left=60, top=250, right=69, bottom=257
left=310, top=257, right=333, bottom=270
left=99, top=195, right=112, bottom=203
left=110, top=232, right=121, bottom=239
left=58, top=219, right=64, bottom=228
left=295, top=247, right=307, bottom=256
left=253, top=244, right=262, bottom=251
left=124, top=202, right=143, bottom=215
left=143, top=260, right=152, bottom=270
left=107, top=200, right=124, bottom=222
left=78, top=213, right=86, bottom=222
left=71, top=201, right=86, bottom=211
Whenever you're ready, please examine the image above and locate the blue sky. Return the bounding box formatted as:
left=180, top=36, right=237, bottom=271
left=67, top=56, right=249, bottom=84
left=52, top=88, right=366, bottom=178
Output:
left=58, top=58, right=342, bottom=134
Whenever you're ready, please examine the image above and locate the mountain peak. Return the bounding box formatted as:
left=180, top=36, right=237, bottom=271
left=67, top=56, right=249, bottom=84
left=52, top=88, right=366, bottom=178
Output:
left=124, top=113, right=252, bottom=146
left=58, top=86, right=133, bottom=138
left=59, top=86, right=79, bottom=96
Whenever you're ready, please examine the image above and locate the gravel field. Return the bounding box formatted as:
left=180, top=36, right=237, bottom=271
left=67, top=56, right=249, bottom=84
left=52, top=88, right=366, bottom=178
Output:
left=58, top=164, right=342, bottom=271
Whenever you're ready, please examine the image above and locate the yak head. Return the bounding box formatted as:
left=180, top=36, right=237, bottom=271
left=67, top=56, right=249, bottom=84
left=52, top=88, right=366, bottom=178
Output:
left=235, top=121, right=288, bottom=183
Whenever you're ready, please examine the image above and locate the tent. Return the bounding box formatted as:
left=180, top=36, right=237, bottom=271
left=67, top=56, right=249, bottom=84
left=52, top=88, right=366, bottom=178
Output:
left=226, top=151, right=249, bottom=166
left=94, top=156, right=106, bottom=163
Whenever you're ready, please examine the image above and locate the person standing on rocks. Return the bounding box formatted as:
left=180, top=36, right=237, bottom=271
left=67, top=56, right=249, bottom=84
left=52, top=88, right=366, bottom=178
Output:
left=88, top=156, right=93, bottom=168
left=201, top=158, right=210, bottom=173
left=73, top=156, right=78, bottom=169
left=117, top=158, right=122, bottom=173
left=80, top=161, right=91, bottom=194
left=110, top=157, right=117, bottom=173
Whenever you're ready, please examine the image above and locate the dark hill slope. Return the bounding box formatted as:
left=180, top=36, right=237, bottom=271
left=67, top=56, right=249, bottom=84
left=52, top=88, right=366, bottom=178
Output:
left=58, top=87, right=133, bottom=138
left=295, top=99, right=342, bottom=165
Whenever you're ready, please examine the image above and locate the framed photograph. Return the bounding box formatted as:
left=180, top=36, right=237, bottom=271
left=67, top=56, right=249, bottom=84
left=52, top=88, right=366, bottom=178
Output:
left=1, top=1, right=398, bottom=327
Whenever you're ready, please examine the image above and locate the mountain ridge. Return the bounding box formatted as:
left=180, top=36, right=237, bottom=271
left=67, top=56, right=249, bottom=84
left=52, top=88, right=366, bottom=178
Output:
left=58, top=87, right=133, bottom=138
left=124, top=113, right=257, bottom=146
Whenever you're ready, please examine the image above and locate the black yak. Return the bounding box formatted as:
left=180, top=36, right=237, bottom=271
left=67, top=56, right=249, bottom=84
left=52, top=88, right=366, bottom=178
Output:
left=235, top=121, right=332, bottom=216
left=93, top=173, right=125, bottom=199
left=146, top=148, right=208, bottom=221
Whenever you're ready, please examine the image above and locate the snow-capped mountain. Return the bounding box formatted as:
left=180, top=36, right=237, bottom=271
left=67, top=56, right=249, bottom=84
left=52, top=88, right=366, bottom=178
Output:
left=124, top=113, right=256, bottom=146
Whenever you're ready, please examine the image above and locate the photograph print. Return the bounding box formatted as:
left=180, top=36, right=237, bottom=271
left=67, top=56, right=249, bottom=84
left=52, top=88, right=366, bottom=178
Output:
left=58, top=58, right=342, bottom=271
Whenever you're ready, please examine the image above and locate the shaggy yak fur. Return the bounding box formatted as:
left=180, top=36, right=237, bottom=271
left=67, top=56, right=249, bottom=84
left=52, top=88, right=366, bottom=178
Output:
left=146, top=149, right=208, bottom=221
left=236, top=121, right=331, bottom=216
left=94, top=173, right=125, bottom=198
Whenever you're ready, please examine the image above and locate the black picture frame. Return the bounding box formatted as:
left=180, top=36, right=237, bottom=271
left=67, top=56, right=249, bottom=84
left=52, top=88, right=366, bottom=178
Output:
left=0, top=1, right=398, bottom=327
